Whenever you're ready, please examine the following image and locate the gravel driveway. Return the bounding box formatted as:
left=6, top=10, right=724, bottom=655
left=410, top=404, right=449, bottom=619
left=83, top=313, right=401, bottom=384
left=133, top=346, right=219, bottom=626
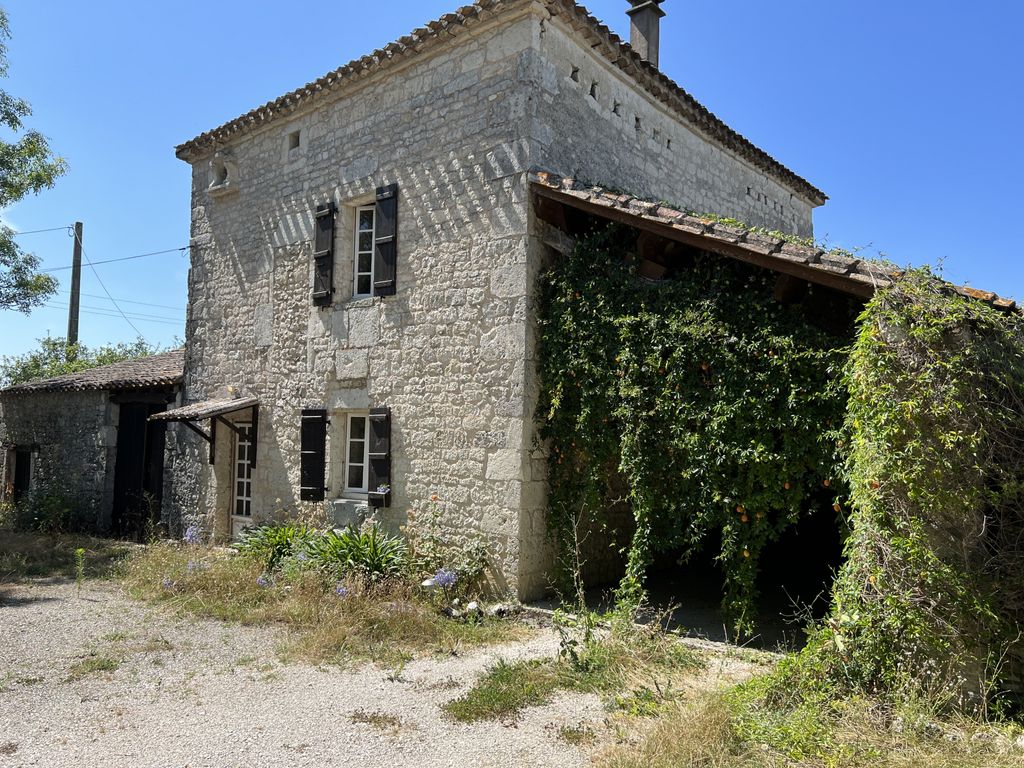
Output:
left=0, top=579, right=606, bottom=768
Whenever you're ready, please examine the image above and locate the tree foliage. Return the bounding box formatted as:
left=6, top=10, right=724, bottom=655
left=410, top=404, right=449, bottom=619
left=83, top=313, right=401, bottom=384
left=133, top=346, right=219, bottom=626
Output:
left=0, top=9, right=67, bottom=312
left=0, top=336, right=158, bottom=387
left=537, top=224, right=856, bottom=631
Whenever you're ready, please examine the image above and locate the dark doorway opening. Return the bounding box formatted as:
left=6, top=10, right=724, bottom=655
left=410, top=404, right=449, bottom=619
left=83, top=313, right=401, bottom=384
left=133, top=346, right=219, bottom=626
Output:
left=111, top=402, right=168, bottom=539
left=644, top=497, right=844, bottom=649
left=12, top=447, right=32, bottom=504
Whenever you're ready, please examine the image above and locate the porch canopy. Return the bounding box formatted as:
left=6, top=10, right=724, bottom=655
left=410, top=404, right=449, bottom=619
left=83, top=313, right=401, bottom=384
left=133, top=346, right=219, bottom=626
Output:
left=150, top=396, right=259, bottom=465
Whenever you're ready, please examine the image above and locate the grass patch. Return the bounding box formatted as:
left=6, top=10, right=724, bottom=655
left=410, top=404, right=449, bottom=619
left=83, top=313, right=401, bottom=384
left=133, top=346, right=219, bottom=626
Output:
left=444, top=658, right=561, bottom=722
left=598, top=688, right=1024, bottom=768
left=557, top=723, right=596, bottom=746
left=66, top=654, right=120, bottom=680
left=349, top=709, right=404, bottom=732
left=0, top=531, right=133, bottom=582
left=445, top=616, right=705, bottom=723
left=122, top=541, right=525, bottom=666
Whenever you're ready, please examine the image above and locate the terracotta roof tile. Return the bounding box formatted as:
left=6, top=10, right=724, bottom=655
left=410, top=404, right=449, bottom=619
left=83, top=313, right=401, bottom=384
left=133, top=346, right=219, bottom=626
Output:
left=1, top=350, right=184, bottom=395
left=528, top=171, right=1016, bottom=310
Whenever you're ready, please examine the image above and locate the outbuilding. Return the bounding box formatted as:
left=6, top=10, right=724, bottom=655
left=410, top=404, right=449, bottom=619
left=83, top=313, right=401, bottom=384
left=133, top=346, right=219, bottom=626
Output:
left=0, top=350, right=184, bottom=537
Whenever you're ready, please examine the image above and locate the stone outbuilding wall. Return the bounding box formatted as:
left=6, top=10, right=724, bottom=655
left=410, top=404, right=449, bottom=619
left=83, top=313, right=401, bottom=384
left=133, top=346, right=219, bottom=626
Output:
left=0, top=351, right=183, bottom=535
left=0, top=390, right=115, bottom=528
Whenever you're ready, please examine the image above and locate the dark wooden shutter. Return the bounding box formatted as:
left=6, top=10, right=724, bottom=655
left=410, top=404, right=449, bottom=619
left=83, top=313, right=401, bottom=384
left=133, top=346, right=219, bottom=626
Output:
left=312, top=202, right=336, bottom=307
left=299, top=409, right=328, bottom=501
left=367, top=407, right=391, bottom=508
left=373, top=184, right=398, bottom=297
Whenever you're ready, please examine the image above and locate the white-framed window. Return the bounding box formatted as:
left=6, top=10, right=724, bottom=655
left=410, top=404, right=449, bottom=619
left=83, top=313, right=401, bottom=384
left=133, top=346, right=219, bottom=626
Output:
left=344, top=412, right=370, bottom=493
left=354, top=205, right=375, bottom=297
left=233, top=423, right=253, bottom=518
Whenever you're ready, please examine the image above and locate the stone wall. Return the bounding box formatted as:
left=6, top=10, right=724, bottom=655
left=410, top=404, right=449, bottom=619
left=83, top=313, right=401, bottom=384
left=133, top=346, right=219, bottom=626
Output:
left=0, top=390, right=116, bottom=529
left=528, top=15, right=817, bottom=238
left=169, top=9, right=545, bottom=595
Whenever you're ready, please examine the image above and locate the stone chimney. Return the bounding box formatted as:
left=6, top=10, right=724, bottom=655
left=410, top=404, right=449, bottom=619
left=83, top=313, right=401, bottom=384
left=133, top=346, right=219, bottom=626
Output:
left=626, top=0, right=666, bottom=68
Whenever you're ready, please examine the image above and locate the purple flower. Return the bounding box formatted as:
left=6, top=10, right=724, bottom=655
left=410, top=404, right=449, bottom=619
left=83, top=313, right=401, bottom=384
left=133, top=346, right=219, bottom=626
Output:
left=183, top=524, right=201, bottom=545
left=433, top=568, right=457, bottom=589
left=335, top=584, right=349, bottom=598
left=256, top=575, right=272, bottom=589
left=296, top=551, right=309, bottom=562
left=161, top=578, right=176, bottom=591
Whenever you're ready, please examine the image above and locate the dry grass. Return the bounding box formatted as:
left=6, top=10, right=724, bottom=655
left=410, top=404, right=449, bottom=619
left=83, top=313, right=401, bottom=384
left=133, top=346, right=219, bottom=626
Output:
left=0, top=530, right=134, bottom=582
left=444, top=618, right=705, bottom=723
left=122, top=542, right=526, bottom=666
left=598, top=691, right=1024, bottom=768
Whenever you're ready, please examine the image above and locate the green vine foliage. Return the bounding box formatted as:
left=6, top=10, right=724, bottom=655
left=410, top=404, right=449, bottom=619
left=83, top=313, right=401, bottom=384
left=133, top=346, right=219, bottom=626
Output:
left=798, top=269, right=1024, bottom=710
left=538, top=224, right=855, bottom=631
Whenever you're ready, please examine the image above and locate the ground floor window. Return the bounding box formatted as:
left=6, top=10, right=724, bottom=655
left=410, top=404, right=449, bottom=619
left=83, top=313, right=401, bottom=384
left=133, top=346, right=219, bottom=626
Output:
left=233, top=423, right=253, bottom=519
left=345, top=412, right=370, bottom=493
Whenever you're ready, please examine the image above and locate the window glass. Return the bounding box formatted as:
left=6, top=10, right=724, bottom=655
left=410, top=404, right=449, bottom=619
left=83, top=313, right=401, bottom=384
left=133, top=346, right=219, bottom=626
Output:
left=354, top=206, right=375, bottom=297
left=233, top=424, right=253, bottom=518
left=344, top=414, right=369, bottom=492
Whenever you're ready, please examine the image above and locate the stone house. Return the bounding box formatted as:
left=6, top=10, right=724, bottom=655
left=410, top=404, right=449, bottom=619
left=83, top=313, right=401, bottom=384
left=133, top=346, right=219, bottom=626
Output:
left=0, top=350, right=184, bottom=536
left=159, top=0, right=858, bottom=599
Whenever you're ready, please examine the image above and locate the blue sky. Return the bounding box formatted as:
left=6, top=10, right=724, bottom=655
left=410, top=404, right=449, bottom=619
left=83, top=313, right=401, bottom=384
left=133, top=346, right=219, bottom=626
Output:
left=2, top=1, right=1021, bottom=358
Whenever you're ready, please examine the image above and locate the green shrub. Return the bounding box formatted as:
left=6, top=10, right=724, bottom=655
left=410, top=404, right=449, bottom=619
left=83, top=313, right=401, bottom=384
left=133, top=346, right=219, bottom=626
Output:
left=406, top=499, right=490, bottom=592
left=9, top=490, right=78, bottom=533
left=305, top=525, right=407, bottom=581
left=232, top=522, right=314, bottom=571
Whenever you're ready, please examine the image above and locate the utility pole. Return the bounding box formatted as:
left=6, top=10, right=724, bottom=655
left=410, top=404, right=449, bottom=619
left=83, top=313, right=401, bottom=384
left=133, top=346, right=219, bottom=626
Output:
left=67, top=221, right=83, bottom=351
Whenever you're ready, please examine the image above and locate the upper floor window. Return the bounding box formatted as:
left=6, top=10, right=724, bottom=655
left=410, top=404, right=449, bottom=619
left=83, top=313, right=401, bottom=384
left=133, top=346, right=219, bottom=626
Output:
left=354, top=206, right=376, bottom=297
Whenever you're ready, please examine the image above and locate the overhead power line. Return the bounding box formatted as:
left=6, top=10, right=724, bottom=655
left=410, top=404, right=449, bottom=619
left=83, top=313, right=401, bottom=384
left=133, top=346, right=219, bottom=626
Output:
left=42, top=245, right=190, bottom=273
left=78, top=291, right=185, bottom=312
left=9, top=225, right=73, bottom=236
left=71, top=228, right=145, bottom=339
left=43, top=302, right=182, bottom=327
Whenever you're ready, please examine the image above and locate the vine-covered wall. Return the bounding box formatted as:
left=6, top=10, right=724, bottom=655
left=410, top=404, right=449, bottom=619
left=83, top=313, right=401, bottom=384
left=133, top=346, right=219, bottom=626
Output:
left=539, top=222, right=1024, bottom=706
left=808, top=270, right=1024, bottom=708
left=537, top=224, right=857, bottom=630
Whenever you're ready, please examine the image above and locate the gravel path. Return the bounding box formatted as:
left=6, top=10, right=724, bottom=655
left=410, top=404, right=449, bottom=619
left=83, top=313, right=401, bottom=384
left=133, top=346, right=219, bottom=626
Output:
left=0, top=579, right=607, bottom=768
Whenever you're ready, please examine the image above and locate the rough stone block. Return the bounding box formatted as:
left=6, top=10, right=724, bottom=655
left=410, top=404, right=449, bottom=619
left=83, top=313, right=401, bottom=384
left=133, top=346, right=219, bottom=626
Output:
left=490, top=264, right=527, bottom=299
left=336, top=349, right=369, bottom=381
left=347, top=306, right=379, bottom=348
left=255, top=305, right=273, bottom=348
left=480, top=323, right=524, bottom=360
left=485, top=449, right=523, bottom=481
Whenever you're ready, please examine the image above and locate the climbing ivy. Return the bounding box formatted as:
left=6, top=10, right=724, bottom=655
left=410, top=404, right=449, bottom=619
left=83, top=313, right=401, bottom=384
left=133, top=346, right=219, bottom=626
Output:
left=538, top=224, right=855, bottom=631
left=797, top=269, right=1024, bottom=710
